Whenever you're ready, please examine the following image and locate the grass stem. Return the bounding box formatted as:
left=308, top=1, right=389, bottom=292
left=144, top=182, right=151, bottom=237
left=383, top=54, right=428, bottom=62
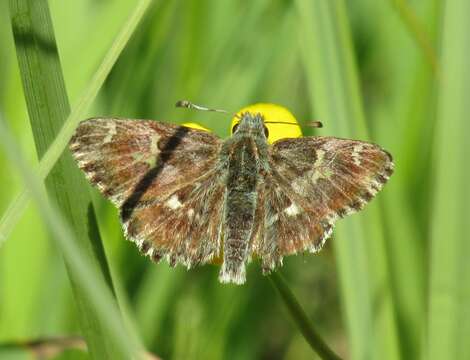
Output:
left=269, top=272, right=342, bottom=360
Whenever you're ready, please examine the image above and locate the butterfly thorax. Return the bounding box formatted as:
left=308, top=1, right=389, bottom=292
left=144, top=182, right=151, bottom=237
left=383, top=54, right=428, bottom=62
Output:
left=219, top=113, right=269, bottom=283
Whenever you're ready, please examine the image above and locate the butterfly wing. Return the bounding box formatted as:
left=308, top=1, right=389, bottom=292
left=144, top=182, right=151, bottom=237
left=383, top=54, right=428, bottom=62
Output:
left=70, top=118, right=225, bottom=266
left=123, top=169, right=226, bottom=267
left=256, top=136, right=394, bottom=271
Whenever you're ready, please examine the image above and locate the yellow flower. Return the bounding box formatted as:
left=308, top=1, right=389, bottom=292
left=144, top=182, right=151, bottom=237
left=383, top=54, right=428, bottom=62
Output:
left=184, top=103, right=303, bottom=143
left=182, top=122, right=211, bottom=132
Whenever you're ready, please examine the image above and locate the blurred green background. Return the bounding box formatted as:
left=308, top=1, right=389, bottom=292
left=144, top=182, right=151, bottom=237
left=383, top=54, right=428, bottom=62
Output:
left=1, top=0, right=469, bottom=359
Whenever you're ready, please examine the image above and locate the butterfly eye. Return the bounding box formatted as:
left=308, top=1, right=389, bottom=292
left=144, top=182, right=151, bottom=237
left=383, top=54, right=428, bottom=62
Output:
left=263, top=125, right=269, bottom=138
left=231, top=123, right=239, bottom=134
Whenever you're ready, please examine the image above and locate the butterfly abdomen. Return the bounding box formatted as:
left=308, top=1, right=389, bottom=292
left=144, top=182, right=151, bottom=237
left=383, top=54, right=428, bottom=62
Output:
left=219, top=137, right=260, bottom=284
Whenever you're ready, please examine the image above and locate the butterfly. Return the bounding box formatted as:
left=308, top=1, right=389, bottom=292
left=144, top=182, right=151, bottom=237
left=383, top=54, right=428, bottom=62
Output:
left=69, top=102, right=394, bottom=284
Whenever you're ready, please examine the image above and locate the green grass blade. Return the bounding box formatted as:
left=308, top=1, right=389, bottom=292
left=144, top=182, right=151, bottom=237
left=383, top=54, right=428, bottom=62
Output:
left=0, top=115, right=143, bottom=358
left=390, top=0, right=438, bottom=75
left=427, top=0, right=470, bottom=358
left=0, top=189, right=29, bottom=246
left=8, top=0, right=141, bottom=357
left=0, top=0, right=154, bottom=244
left=353, top=1, right=438, bottom=357
left=295, top=1, right=400, bottom=359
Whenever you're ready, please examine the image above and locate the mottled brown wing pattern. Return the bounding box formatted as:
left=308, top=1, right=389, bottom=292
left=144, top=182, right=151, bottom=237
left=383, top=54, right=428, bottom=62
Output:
left=70, top=118, right=225, bottom=267
left=256, top=136, right=394, bottom=271
left=70, top=118, right=221, bottom=207
left=123, top=171, right=226, bottom=267
left=255, top=176, right=334, bottom=272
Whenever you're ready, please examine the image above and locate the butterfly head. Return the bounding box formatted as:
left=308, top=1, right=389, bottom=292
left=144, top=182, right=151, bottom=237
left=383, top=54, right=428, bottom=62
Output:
left=231, top=112, right=269, bottom=139
left=231, top=103, right=302, bottom=144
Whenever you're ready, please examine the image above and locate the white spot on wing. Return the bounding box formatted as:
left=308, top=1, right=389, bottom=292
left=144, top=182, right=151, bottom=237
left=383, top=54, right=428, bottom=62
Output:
left=103, top=122, right=117, bottom=143
left=166, top=194, right=183, bottom=209
left=316, top=149, right=326, bottom=163
left=311, top=171, right=325, bottom=184
left=352, top=144, right=364, bottom=166
left=284, top=203, right=301, bottom=216
left=267, top=214, right=279, bottom=226
left=149, top=134, right=160, bottom=154
left=292, top=180, right=303, bottom=193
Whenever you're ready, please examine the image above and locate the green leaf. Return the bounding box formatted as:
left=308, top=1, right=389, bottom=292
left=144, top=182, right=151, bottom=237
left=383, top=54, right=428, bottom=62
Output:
left=0, top=114, right=142, bottom=358
left=7, top=0, right=144, bottom=358
left=390, top=0, right=438, bottom=75
left=0, top=0, right=154, bottom=245
left=295, top=1, right=401, bottom=359
left=427, top=0, right=470, bottom=358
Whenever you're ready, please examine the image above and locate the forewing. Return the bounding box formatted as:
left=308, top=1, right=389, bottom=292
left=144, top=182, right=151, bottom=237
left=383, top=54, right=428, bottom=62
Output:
left=70, top=118, right=222, bottom=210
left=257, top=136, right=394, bottom=270
left=70, top=118, right=225, bottom=267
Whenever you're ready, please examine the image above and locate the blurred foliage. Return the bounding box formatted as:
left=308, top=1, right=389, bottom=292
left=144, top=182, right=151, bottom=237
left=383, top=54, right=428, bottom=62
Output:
left=0, top=0, right=468, bottom=359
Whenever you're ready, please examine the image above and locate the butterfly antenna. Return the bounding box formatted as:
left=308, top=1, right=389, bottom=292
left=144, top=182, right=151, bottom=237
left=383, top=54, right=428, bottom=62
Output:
left=306, top=121, right=323, bottom=128
left=176, top=100, right=228, bottom=114
left=264, top=120, right=323, bottom=128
